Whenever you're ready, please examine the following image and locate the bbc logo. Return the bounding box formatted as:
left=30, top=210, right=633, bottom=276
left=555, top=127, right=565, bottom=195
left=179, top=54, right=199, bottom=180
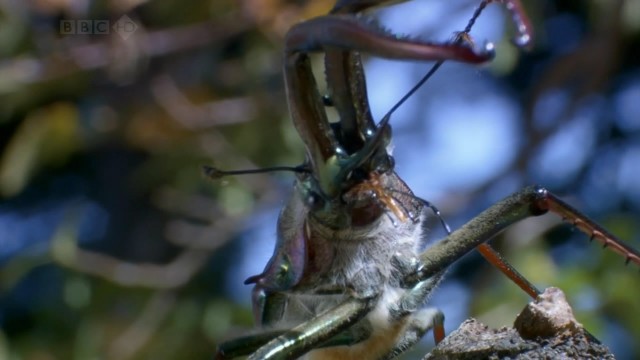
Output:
left=60, top=20, right=110, bottom=35
left=59, top=15, right=138, bottom=39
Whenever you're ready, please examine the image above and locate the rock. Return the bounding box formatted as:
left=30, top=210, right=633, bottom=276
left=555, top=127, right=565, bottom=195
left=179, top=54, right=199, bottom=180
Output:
left=514, top=286, right=581, bottom=340
left=423, top=287, right=615, bottom=360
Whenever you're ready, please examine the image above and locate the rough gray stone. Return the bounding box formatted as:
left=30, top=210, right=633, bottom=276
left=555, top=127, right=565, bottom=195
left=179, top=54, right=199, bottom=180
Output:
left=423, top=288, right=615, bottom=360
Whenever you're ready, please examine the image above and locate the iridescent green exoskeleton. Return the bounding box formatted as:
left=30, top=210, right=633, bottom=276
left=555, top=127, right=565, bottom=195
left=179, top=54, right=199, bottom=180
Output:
left=210, top=1, right=640, bottom=359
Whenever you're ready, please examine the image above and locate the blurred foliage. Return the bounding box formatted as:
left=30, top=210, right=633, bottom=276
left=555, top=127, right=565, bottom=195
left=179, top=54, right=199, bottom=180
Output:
left=0, top=0, right=639, bottom=359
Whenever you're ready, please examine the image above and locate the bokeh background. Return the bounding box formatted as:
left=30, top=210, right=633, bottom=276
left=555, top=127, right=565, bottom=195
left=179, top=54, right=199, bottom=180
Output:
left=1, top=0, right=639, bottom=359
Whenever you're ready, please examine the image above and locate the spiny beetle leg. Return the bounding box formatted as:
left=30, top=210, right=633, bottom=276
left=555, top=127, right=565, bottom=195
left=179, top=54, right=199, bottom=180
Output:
left=411, top=185, right=640, bottom=286
left=538, top=188, right=640, bottom=266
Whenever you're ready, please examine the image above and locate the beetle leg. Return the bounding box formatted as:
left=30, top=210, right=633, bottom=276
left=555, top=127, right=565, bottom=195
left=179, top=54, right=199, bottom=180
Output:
left=390, top=271, right=445, bottom=319
left=379, top=308, right=445, bottom=360
left=217, top=290, right=374, bottom=359
left=408, top=186, right=640, bottom=291
left=475, top=243, right=540, bottom=298
left=216, top=326, right=373, bottom=360
left=387, top=270, right=447, bottom=351
left=247, top=296, right=376, bottom=360
left=216, top=330, right=287, bottom=360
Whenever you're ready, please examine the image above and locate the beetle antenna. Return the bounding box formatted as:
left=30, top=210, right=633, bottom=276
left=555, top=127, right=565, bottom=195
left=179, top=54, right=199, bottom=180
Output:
left=416, top=195, right=452, bottom=235
left=378, top=61, right=443, bottom=128
left=202, top=165, right=310, bottom=180
left=378, top=1, right=493, bottom=129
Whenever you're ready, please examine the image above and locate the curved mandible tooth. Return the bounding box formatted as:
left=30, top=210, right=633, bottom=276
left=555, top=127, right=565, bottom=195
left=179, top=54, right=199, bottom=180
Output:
left=500, top=0, right=534, bottom=48
left=463, top=0, right=533, bottom=49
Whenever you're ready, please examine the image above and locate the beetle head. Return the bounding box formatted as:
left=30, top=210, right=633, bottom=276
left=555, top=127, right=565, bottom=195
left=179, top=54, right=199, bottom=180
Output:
left=292, top=48, right=407, bottom=230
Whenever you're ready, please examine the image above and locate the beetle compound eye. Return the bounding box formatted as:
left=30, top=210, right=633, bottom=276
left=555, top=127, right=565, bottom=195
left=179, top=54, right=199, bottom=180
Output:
left=376, top=155, right=395, bottom=173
